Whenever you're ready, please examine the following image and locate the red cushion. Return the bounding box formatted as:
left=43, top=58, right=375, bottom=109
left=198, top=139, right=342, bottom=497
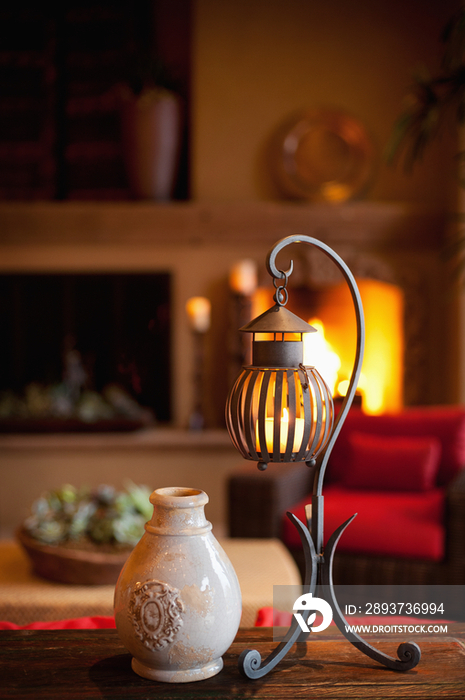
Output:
left=283, top=486, right=445, bottom=561
left=327, top=407, right=465, bottom=486
left=341, top=432, right=441, bottom=492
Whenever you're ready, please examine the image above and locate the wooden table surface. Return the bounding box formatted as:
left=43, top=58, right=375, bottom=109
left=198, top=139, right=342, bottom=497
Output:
left=1, top=626, right=465, bottom=699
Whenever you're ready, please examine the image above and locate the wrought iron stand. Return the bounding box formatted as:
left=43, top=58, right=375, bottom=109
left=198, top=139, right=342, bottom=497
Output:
left=237, top=235, right=421, bottom=679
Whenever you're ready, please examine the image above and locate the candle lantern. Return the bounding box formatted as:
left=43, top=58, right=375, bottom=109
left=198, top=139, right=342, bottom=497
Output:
left=226, top=297, right=334, bottom=469
left=226, top=235, right=421, bottom=679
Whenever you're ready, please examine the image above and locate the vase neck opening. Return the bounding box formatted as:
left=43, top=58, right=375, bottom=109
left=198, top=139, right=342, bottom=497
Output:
left=146, top=486, right=211, bottom=536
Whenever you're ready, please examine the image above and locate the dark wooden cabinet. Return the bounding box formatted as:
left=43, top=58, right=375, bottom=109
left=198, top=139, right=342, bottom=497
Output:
left=0, top=2, right=190, bottom=200
left=0, top=7, right=56, bottom=199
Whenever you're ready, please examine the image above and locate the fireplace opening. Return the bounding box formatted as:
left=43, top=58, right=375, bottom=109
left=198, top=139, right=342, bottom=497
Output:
left=251, top=278, right=404, bottom=415
left=0, top=273, right=171, bottom=430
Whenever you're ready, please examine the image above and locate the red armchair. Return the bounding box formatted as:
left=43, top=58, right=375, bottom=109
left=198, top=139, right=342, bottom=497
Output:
left=228, top=406, right=465, bottom=585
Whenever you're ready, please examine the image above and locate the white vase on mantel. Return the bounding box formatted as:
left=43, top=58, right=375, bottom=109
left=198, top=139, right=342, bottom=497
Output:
left=121, top=88, right=182, bottom=200
left=114, top=487, right=242, bottom=683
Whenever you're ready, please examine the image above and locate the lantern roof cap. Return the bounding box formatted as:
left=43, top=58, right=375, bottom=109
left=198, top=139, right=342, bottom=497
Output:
left=239, top=303, right=317, bottom=334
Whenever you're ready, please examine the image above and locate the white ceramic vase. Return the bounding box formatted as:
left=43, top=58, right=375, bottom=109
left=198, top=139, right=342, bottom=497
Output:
left=114, top=487, right=242, bottom=683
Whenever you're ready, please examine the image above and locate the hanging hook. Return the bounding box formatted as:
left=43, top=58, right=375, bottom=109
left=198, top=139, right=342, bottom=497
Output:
left=273, top=269, right=290, bottom=306
left=267, top=242, right=294, bottom=305
left=267, top=255, right=294, bottom=282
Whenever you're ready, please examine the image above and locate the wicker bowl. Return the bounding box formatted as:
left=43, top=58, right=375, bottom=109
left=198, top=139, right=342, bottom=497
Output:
left=17, top=528, right=132, bottom=585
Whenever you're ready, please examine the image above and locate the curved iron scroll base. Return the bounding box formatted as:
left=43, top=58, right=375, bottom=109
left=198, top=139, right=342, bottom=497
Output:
left=238, top=512, right=318, bottom=679
left=238, top=512, right=421, bottom=679
left=321, top=514, right=421, bottom=672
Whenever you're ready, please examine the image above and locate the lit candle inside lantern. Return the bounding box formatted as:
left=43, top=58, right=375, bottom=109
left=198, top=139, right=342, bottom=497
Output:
left=186, top=296, right=211, bottom=333
left=256, top=408, right=305, bottom=454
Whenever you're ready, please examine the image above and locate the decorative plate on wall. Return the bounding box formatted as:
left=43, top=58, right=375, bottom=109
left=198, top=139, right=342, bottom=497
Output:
left=269, top=108, right=375, bottom=202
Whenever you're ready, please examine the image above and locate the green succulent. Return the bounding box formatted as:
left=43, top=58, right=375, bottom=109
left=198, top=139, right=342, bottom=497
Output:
left=113, top=513, right=147, bottom=546
left=24, top=481, right=153, bottom=547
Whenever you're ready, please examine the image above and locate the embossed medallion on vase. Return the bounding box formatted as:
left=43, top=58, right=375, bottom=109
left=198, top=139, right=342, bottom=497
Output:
left=114, top=487, right=242, bottom=683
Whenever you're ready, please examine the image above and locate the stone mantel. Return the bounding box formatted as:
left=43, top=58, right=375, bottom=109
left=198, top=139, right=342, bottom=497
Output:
left=0, top=427, right=232, bottom=451
left=0, top=201, right=447, bottom=254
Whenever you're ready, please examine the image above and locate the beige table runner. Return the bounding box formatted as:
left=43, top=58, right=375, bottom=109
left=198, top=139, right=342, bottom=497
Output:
left=0, top=538, right=301, bottom=627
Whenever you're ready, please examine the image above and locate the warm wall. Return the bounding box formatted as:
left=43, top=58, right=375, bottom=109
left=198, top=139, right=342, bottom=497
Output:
left=192, top=0, right=459, bottom=205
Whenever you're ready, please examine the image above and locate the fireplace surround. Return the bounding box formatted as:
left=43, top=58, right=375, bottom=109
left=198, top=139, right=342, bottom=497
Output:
left=0, top=200, right=453, bottom=427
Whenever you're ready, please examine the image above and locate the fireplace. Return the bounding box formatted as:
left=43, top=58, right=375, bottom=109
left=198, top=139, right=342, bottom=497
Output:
left=0, top=272, right=172, bottom=429
left=0, top=201, right=452, bottom=428
left=251, top=277, right=404, bottom=415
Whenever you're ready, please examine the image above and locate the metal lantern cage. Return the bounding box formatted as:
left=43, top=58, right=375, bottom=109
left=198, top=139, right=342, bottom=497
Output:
left=226, top=303, right=334, bottom=469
